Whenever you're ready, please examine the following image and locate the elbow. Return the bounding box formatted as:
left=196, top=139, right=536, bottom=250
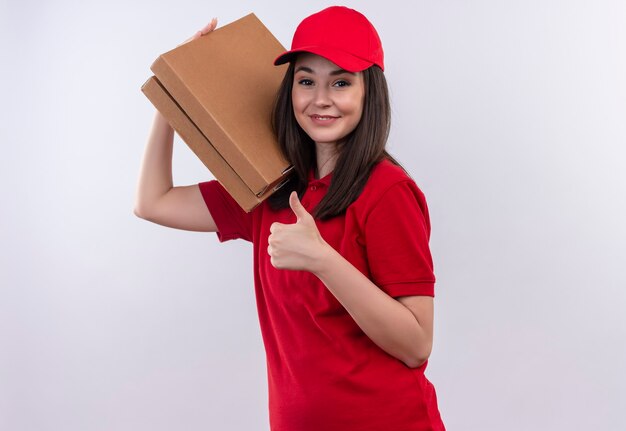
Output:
left=133, top=204, right=143, bottom=219
left=133, top=200, right=153, bottom=221
left=403, top=344, right=432, bottom=369
left=133, top=202, right=146, bottom=219
left=134, top=189, right=169, bottom=221
left=405, top=356, right=429, bottom=369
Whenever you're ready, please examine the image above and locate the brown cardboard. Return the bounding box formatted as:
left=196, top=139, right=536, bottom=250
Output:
left=141, top=77, right=287, bottom=212
left=143, top=13, right=292, bottom=211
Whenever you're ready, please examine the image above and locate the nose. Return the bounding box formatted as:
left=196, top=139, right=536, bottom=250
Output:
left=313, top=86, right=332, bottom=108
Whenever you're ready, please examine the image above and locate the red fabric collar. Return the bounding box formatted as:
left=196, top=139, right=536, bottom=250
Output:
left=308, top=168, right=333, bottom=187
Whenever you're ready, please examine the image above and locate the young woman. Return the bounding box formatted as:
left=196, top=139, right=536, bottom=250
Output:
left=135, top=6, right=445, bottom=431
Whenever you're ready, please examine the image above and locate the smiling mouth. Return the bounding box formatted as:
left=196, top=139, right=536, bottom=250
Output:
left=310, top=115, right=339, bottom=121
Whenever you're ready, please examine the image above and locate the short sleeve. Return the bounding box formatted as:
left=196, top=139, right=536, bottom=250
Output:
left=198, top=180, right=253, bottom=242
left=364, top=180, right=436, bottom=298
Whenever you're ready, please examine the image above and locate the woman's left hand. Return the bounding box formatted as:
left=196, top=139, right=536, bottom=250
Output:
left=267, top=192, right=330, bottom=272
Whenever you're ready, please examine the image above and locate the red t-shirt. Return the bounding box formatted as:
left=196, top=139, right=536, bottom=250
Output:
left=199, top=159, right=445, bottom=431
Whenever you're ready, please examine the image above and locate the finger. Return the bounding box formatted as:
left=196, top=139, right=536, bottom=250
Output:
left=270, top=256, right=279, bottom=269
left=179, top=18, right=217, bottom=46
left=289, top=191, right=310, bottom=222
left=269, top=222, right=285, bottom=234
left=200, top=17, right=218, bottom=35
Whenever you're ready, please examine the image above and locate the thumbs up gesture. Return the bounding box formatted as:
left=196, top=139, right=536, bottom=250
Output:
left=267, top=191, right=330, bottom=272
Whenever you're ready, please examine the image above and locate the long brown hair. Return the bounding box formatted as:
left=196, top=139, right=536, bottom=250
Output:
left=269, top=61, right=399, bottom=220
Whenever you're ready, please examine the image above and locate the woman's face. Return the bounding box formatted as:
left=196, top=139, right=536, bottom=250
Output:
left=291, top=53, right=365, bottom=147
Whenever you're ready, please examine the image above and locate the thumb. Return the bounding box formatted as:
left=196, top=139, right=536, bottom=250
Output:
left=289, top=191, right=310, bottom=222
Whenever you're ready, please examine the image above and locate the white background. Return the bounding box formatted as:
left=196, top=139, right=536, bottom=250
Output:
left=1, top=0, right=625, bottom=430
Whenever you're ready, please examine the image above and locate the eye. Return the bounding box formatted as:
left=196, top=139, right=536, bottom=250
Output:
left=297, top=78, right=314, bottom=86
left=333, top=79, right=351, bottom=88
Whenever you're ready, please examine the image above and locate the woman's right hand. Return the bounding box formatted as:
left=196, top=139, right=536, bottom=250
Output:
left=178, top=18, right=218, bottom=47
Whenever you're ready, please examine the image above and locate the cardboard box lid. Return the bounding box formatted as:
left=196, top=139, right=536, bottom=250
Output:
left=150, top=13, right=291, bottom=195
left=141, top=76, right=287, bottom=212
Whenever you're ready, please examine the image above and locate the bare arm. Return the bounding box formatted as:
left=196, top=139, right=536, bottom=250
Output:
left=134, top=111, right=217, bottom=232
left=314, top=247, right=433, bottom=368
left=268, top=192, right=434, bottom=368
left=134, top=20, right=219, bottom=232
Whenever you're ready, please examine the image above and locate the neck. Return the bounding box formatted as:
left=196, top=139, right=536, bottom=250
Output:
left=315, top=143, right=339, bottom=179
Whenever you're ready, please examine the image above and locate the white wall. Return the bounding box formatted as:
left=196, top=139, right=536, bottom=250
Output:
left=1, top=0, right=625, bottom=430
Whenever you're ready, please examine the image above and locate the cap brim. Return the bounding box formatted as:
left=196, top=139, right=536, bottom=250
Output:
left=273, top=45, right=374, bottom=73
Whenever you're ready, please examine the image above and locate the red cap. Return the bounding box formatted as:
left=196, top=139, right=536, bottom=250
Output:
left=274, top=6, right=384, bottom=72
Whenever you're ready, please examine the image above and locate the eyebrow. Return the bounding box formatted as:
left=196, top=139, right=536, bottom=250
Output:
left=294, top=66, right=356, bottom=76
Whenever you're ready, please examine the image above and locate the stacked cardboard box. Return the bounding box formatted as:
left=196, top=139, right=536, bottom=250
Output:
left=142, top=13, right=292, bottom=211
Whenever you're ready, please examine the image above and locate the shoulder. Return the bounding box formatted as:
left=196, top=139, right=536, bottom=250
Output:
left=356, top=159, right=433, bottom=237
left=359, top=159, right=426, bottom=209
left=370, top=158, right=412, bottom=184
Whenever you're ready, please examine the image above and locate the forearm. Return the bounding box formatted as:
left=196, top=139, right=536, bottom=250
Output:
left=312, top=245, right=431, bottom=368
left=135, top=19, right=217, bottom=210
left=135, top=111, right=175, bottom=213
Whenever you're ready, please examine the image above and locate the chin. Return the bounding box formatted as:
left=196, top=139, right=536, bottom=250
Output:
left=303, top=130, right=346, bottom=145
